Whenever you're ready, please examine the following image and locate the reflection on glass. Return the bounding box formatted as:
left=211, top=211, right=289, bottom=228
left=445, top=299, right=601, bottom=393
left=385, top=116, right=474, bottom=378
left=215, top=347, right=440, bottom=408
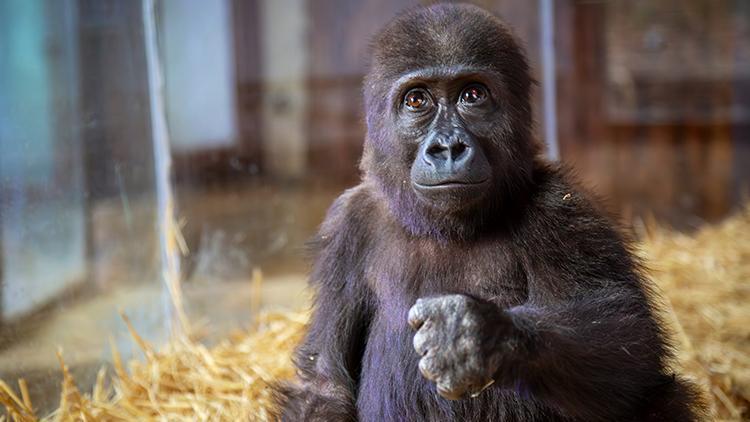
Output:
left=0, top=0, right=747, bottom=415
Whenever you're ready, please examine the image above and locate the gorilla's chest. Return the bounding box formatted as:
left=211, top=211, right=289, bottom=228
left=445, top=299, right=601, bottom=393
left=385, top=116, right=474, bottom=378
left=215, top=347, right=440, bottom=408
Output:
left=365, top=237, right=528, bottom=323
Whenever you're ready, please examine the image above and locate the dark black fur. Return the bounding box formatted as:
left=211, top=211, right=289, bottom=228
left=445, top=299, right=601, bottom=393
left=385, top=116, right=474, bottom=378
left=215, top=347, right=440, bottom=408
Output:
left=275, top=4, right=707, bottom=421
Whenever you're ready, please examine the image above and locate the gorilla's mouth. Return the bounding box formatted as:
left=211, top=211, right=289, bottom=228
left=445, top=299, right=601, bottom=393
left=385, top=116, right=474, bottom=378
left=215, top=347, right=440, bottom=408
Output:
left=411, top=178, right=490, bottom=208
left=414, top=179, right=489, bottom=188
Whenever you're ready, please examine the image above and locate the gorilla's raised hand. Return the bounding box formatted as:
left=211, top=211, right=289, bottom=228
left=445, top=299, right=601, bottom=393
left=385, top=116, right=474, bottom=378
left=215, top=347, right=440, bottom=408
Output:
left=408, top=294, right=514, bottom=400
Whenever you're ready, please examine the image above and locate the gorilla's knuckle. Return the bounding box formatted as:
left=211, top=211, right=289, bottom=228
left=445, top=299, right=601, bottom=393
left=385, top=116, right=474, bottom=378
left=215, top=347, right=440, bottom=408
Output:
left=436, top=380, right=465, bottom=401
left=412, top=329, right=431, bottom=355
left=418, top=355, right=441, bottom=381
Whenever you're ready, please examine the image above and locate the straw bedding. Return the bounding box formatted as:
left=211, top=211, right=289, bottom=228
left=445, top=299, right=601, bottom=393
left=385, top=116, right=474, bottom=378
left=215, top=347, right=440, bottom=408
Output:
left=1, top=207, right=748, bottom=421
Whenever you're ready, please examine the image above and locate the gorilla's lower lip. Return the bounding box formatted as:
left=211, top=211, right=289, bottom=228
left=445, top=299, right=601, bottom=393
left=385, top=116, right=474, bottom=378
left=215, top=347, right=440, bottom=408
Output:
left=414, top=179, right=489, bottom=189
left=412, top=178, right=490, bottom=209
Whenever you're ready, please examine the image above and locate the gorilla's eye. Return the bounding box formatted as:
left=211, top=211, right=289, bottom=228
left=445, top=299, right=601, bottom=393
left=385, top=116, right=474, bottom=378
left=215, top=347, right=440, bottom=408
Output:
left=404, top=89, right=429, bottom=111
left=460, top=84, right=488, bottom=105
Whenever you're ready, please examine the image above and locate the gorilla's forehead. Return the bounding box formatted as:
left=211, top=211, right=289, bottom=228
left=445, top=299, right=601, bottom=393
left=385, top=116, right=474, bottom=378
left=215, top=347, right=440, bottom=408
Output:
left=391, top=66, right=501, bottom=86
left=369, top=4, right=523, bottom=82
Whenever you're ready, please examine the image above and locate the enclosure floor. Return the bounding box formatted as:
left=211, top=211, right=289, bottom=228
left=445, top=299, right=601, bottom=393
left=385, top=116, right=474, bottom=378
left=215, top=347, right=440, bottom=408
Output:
left=0, top=273, right=308, bottom=414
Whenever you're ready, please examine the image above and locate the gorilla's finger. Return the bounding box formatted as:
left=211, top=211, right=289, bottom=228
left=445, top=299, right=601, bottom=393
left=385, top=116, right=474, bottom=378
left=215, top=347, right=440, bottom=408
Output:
left=412, top=324, right=433, bottom=355
left=436, top=380, right=465, bottom=401
left=418, top=354, right=441, bottom=381
left=407, top=303, right=427, bottom=330
left=408, top=298, right=441, bottom=329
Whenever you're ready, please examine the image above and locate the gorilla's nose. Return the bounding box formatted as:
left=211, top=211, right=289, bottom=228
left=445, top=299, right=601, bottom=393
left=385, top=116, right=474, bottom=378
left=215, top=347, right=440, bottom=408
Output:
left=423, top=134, right=473, bottom=170
left=411, top=130, right=491, bottom=191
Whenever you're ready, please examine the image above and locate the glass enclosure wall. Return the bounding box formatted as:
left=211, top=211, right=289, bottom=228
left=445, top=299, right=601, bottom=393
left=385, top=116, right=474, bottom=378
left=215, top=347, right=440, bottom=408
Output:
left=0, top=0, right=747, bottom=413
left=0, top=0, right=167, bottom=412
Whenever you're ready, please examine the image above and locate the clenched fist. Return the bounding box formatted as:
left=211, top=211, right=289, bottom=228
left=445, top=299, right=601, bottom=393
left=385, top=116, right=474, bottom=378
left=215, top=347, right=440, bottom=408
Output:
left=408, top=294, right=513, bottom=400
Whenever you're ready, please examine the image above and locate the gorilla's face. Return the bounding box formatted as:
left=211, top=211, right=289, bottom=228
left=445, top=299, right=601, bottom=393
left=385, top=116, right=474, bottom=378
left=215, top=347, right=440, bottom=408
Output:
left=361, top=4, right=538, bottom=239
left=395, top=67, right=498, bottom=212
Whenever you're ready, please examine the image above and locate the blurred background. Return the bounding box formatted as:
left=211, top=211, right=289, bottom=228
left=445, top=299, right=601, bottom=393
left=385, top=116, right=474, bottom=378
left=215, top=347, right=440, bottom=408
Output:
left=0, top=0, right=748, bottom=413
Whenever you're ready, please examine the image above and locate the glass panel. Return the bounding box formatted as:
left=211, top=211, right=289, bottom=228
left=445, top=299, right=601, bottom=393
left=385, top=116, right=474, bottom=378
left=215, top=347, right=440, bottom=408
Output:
left=0, top=0, right=168, bottom=413
left=0, top=0, right=747, bottom=417
left=0, top=0, right=86, bottom=321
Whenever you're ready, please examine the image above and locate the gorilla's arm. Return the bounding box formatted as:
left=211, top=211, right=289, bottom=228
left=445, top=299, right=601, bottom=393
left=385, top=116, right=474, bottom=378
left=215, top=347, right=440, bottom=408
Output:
left=277, top=192, right=373, bottom=421
left=278, top=291, right=370, bottom=421
left=501, top=188, right=673, bottom=420
left=499, top=291, right=669, bottom=420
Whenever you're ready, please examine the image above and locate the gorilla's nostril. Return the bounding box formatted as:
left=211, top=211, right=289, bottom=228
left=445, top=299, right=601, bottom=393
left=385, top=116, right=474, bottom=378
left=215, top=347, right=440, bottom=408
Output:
left=426, top=145, right=446, bottom=157
left=452, top=143, right=467, bottom=158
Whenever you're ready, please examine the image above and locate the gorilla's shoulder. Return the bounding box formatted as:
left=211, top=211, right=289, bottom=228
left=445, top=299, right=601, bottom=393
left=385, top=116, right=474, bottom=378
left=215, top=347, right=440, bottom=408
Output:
left=521, top=160, right=643, bottom=286
left=306, top=185, right=379, bottom=290
left=526, top=160, right=616, bottom=229
left=318, top=183, right=381, bottom=241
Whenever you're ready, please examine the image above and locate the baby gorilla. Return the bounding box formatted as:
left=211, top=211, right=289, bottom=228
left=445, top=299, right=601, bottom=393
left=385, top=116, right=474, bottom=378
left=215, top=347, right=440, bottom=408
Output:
left=276, top=4, right=706, bottom=421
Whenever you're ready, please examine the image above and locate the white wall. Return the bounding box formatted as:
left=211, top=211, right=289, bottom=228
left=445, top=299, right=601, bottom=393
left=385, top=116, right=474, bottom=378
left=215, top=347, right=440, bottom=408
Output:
left=161, top=0, right=238, bottom=152
left=259, top=0, right=309, bottom=179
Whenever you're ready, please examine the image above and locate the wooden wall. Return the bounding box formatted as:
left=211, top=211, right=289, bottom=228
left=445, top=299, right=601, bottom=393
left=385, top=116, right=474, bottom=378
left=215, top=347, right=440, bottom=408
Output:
left=182, top=0, right=749, bottom=224
left=554, top=0, right=750, bottom=224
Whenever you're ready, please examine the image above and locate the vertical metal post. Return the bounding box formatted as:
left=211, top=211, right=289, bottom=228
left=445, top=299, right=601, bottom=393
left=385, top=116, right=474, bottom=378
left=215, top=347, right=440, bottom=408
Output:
left=142, top=0, right=189, bottom=336
left=540, top=0, right=560, bottom=160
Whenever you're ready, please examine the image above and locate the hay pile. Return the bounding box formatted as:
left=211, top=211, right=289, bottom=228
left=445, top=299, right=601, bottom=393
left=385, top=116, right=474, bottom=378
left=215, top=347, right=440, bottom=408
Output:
left=637, top=207, right=750, bottom=420
left=0, top=312, right=307, bottom=421
left=1, top=207, right=748, bottom=421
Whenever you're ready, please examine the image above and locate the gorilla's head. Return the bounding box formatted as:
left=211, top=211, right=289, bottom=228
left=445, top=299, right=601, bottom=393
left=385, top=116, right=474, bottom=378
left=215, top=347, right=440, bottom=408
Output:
left=361, top=4, right=538, bottom=240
